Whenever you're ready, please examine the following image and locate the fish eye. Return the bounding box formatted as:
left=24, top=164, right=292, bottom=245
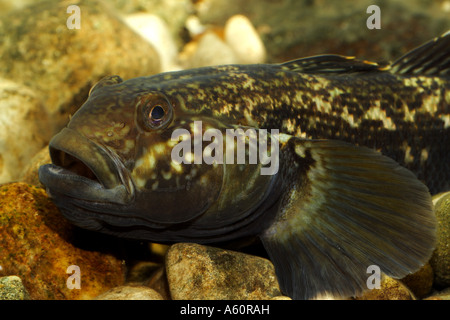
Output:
left=136, top=92, right=173, bottom=132
left=150, top=105, right=165, bottom=121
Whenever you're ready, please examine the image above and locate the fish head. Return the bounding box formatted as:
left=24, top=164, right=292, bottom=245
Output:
left=39, top=75, right=279, bottom=241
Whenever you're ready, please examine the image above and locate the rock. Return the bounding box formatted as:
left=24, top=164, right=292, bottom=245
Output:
left=224, top=15, right=266, bottom=64
left=182, top=32, right=238, bottom=68
left=123, top=13, right=180, bottom=72
left=354, top=275, right=414, bottom=300
left=0, top=79, right=51, bottom=184
left=0, top=0, right=160, bottom=134
left=270, top=295, right=292, bottom=300
left=0, top=183, right=126, bottom=299
left=400, top=263, right=434, bottom=299
left=180, top=14, right=266, bottom=68
left=185, top=15, right=207, bottom=38
left=125, top=261, right=170, bottom=300
left=430, top=191, right=450, bottom=288
left=424, top=288, right=450, bottom=300
left=109, top=0, right=194, bottom=49
left=0, top=276, right=30, bottom=300
left=142, top=265, right=171, bottom=300
left=126, top=261, right=161, bottom=284
left=165, top=243, right=282, bottom=300
left=19, top=146, right=51, bottom=187
left=95, top=285, right=163, bottom=300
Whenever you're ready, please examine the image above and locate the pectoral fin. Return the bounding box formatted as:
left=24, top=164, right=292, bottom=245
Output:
left=261, top=138, right=436, bottom=299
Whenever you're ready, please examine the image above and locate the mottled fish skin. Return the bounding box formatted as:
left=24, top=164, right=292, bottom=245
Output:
left=38, top=31, right=449, bottom=299
left=113, top=58, right=448, bottom=194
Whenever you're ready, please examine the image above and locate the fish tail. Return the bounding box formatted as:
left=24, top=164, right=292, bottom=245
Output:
left=261, top=138, right=436, bottom=299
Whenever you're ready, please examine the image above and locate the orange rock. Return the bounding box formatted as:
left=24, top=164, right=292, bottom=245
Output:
left=0, top=182, right=126, bottom=299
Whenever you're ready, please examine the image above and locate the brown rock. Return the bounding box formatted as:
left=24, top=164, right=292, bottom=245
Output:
left=166, top=243, right=282, bottom=300
left=125, top=260, right=171, bottom=300
left=354, top=275, right=414, bottom=300
left=144, top=266, right=171, bottom=300
left=430, top=191, right=450, bottom=288
left=0, top=0, right=160, bottom=134
left=126, top=261, right=161, bottom=284
left=424, top=288, right=450, bottom=300
left=400, top=263, right=434, bottom=299
left=95, top=285, right=163, bottom=300
left=0, top=182, right=126, bottom=299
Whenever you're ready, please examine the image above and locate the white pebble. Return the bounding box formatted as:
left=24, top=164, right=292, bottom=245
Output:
left=123, top=13, right=180, bottom=72
left=189, top=32, right=238, bottom=68
left=225, top=14, right=266, bottom=64
left=185, top=15, right=206, bottom=38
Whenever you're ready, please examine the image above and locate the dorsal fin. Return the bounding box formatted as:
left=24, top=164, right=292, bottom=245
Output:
left=89, top=75, right=123, bottom=96
left=390, top=30, right=450, bottom=76
left=279, top=54, right=389, bottom=75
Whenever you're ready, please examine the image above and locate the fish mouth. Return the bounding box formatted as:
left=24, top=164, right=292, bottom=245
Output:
left=39, top=128, right=134, bottom=204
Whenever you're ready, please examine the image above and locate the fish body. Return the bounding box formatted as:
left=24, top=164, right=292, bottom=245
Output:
left=39, top=32, right=449, bottom=299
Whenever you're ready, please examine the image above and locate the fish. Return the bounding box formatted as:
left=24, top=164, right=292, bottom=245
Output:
left=38, top=31, right=449, bottom=300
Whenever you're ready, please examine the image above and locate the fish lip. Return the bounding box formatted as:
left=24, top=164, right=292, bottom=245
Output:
left=38, top=128, right=134, bottom=204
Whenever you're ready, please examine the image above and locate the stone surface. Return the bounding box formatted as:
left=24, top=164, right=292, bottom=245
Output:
left=424, top=287, right=450, bottom=300
left=166, top=243, right=282, bottom=300
left=0, top=183, right=126, bottom=300
left=0, top=0, right=160, bottom=135
left=19, top=146, right=51, bottom=188
left=123, top=13, right=180, bottom=72
left=144, top=266, right=171, bottom=300
left=400, top=263, right=434, bottom=299
left=0, top=276, right=30, bottom=300
left=0, top=79, right=51, bottom=184
left=224, top=15, right=266, bottom=64
left=109, top=0, right=194, bottom=49
left=126, top=261, right=161, bottom=284
left=430, top=191, right=450, bottom=288
left=354, top=275, right=414, bottom=300
left=182, top=32, right=238, bottom=68
left=179, top=14, right=266, bottom=68
left=95, top=285, right=163, bottom=300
